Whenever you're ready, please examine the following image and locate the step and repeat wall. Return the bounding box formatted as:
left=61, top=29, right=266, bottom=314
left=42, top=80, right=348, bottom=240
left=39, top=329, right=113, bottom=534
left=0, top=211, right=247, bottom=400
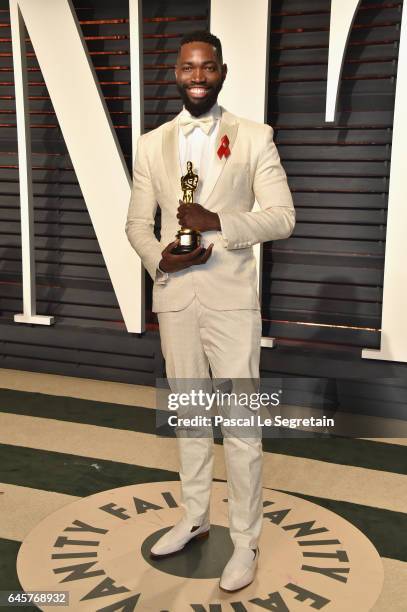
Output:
left=0, top=0, right=406, bottom=394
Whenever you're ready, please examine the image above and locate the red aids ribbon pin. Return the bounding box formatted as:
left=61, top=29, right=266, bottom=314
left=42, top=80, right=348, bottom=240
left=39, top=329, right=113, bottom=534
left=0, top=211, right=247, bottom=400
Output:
left=217, top=134, right=230, bottom=159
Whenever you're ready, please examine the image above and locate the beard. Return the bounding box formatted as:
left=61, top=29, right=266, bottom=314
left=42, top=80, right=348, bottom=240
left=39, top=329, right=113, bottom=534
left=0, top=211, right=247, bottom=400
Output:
left=176, top=78, right=224, bottom=117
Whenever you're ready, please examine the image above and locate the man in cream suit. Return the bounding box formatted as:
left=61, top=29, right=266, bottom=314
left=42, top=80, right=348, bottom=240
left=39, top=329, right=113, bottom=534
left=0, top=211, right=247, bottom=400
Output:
left=126, top=31, right=295, bottom=592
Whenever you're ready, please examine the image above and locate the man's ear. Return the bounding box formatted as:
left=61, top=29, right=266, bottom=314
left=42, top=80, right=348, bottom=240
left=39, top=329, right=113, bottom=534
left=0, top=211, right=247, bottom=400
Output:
left=222, top=64, right=228, bottom=80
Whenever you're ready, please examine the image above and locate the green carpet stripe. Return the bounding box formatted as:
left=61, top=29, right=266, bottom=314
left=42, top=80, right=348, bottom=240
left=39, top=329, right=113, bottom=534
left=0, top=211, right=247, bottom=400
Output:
left=0, top=388, right=157, bottom=435
left=260, top=436, right=407, bottom=475
left=0, top=443, right=178, bottom=498
left=0, top=539, right=35, bottom=612
left=0, top=443, right=406, bottom=563
left=1, top=388, right=407, bottom=475
left=273, top=488, right=407, bottom=564
left=0, top=538, right=22, bottom=591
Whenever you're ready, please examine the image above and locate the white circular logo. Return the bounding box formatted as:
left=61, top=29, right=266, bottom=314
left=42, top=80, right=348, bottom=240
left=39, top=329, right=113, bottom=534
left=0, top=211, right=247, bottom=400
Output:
left=17, top=481, right=383, bottom=611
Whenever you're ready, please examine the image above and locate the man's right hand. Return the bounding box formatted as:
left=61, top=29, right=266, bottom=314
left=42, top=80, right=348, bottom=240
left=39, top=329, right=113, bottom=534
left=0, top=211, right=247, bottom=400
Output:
left=158, top=240, right=214, bottom=273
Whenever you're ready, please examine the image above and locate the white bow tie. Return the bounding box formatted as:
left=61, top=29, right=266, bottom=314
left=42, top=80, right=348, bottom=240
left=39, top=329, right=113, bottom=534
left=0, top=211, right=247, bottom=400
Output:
left=179, top=115, right=216, bottom=136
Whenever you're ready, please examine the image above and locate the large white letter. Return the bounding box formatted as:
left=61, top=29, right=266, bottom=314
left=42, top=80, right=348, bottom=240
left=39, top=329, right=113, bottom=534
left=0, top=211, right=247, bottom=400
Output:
left=9, top=0, right=53, bottom=325
left=326, top=0, right=407, bottom=362
left=10, top=0, right=144, bottom=332
left=325, top=0, right=361, bottom=122
left=362, top=0, right=407, bottom=362
left=210, top=0, right=273, bottom=346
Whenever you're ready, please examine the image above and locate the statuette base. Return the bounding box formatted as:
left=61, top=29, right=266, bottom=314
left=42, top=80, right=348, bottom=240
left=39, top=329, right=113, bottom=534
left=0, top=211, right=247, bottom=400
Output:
left=172, top=229, right=201, bottom=254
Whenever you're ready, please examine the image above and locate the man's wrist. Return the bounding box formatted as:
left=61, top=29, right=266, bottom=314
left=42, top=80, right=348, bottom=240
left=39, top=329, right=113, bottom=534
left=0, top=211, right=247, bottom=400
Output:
left=158, top=259, right=168, bottom=273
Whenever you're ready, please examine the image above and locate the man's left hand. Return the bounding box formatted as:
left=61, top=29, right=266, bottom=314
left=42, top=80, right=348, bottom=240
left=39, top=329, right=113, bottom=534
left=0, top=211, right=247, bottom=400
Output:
left=177, top=201, right=221, bottom=232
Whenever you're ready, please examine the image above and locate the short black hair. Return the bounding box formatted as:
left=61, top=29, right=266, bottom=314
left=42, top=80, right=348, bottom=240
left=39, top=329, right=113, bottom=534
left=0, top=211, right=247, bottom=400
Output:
left=178, top=30, right=223, bottom=64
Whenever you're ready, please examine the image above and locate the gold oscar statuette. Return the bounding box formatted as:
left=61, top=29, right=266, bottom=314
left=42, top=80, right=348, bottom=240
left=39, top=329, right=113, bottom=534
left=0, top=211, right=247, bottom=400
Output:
left=172, top=161, right=202, bottom=254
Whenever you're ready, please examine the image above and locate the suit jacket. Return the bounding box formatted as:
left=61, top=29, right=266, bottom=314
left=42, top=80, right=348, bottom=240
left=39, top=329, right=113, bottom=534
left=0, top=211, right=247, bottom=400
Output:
left=125, top=107, right=295, bottom=313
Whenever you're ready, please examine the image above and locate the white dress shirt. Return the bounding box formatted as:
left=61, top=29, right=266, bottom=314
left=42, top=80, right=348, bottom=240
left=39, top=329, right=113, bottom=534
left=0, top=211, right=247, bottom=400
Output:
left=178, top=102, right=221, bottom=201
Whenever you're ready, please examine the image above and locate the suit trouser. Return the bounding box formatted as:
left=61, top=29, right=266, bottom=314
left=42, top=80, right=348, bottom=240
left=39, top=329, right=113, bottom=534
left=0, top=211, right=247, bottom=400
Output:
left=157, top=296, right=263, bottom=549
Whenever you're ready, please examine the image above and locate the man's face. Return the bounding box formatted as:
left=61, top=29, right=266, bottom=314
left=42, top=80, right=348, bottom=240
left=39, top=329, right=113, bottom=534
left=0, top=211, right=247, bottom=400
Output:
left=175, top=41, right=227, bottom=117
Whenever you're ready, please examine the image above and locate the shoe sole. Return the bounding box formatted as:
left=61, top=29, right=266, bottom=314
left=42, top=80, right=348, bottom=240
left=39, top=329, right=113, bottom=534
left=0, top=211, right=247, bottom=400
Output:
left=150, top=529, right=210, bottom=559
left=219, top=576, right=255, bottom=593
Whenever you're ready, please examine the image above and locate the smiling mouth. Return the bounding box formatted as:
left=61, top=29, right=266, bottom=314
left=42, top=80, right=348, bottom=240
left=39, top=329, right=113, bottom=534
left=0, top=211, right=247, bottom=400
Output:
left=188, top=87, right=210, bottom=99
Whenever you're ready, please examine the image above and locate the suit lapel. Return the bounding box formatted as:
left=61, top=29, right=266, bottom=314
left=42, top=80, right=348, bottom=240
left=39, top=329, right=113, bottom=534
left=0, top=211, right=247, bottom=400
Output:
left=162, top=117, right=181, bottom=202
left=200, top=109, right=239, bottom=205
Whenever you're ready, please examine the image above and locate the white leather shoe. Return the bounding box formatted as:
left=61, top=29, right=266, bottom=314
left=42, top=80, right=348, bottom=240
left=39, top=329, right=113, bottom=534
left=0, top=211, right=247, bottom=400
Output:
left=219, top=547, right=259, bottom=592
left=150, top=517, right=210, bottom=558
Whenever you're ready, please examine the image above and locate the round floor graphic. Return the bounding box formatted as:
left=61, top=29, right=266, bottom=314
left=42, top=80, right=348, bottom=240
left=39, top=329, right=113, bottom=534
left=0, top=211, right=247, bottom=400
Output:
left=17, top=481, right=384, bottom=611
